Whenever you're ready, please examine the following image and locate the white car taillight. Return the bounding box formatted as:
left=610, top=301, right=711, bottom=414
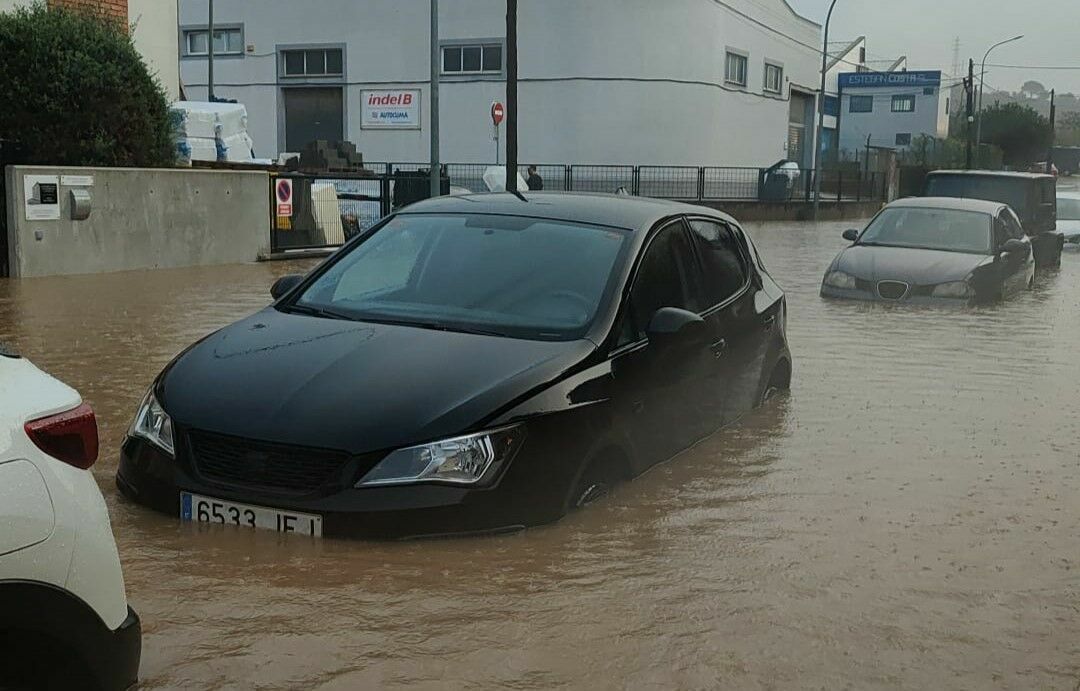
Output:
left=24, top=403, right=99, bottom=469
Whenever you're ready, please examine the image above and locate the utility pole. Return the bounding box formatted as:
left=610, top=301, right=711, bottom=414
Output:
left=430, top=0, right=441, bottom=198
left=812, top=0, right=839, bottom=220
left=505, top=0, right=519, bottom=192
left=972, top=58, right=980, bottom=168
left=951, top=37, right=962, bottom=84
left=1048, top=88, right=1057, bottom=174
left=207, top=0, right=215, bottom=101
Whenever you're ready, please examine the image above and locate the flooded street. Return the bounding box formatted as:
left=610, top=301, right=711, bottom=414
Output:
left=3, top=217, right=1080, bottom=689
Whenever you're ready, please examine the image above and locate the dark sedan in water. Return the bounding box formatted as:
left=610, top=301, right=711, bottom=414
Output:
left=117, top=193, right=792, bottom=539
left=821, top=197, right=1034, bottom=304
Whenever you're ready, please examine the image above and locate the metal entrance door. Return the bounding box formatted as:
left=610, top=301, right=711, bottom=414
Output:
left=283, top=87, right=344, bottom=152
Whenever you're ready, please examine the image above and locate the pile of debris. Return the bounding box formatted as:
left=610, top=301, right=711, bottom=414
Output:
left=294, top=140, right=365, bottom=172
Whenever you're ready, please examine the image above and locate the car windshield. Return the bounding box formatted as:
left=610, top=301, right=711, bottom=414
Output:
left=290, top=213, right=630, bottom=341
left=924, top=176, right=1029, bottom=217
left=858, top=207, right=991, bottom=254
left=1058, top=197, right=1080, bottom=221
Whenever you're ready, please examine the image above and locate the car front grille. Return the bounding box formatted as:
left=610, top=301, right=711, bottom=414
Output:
left=877, top=280, right=910, bottom=300
left=187, top=429, right=350, bottom=494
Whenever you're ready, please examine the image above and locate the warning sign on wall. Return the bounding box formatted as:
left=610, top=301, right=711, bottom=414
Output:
left=276, top=178, right=293, bottom=217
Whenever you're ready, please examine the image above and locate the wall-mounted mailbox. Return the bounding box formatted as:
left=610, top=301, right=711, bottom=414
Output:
left=69, top=189, right=92, bottom=220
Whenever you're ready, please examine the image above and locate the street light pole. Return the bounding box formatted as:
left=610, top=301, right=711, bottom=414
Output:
left=207, top=0, right=215, bottom=101
left=975, top=34, right=1023, bottom=158
left=505, top=0, right=519, bottom=192
left=812, top=0, right=838, bottom=220
left=430, top=0, right=441, bottom=198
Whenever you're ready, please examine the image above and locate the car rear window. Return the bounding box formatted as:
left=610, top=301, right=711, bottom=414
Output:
left=925, top=176, right=1029, bottom=217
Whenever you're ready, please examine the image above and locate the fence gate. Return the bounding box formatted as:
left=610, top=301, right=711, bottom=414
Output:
left=269, top=172, right=391, bottom=254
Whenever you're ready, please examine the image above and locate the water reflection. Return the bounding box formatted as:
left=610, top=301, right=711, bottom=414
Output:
left=2, top=220, right=1079, bottom=689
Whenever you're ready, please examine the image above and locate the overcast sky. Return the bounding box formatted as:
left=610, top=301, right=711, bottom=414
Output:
left=787, top=0, right=1080, bottom=95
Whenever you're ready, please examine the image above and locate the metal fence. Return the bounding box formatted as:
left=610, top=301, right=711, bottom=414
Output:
left=268, top=163, right=888, bottom=253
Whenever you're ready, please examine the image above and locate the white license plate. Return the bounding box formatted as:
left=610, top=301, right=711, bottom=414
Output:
left=180, top=492, right=323, bottom=537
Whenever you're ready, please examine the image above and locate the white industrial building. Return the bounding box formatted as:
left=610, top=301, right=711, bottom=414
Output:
left=177, top=0, right=824, bottom=168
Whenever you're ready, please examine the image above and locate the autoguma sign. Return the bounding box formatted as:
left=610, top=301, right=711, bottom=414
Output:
left=361, top=89, right=421, bottom=129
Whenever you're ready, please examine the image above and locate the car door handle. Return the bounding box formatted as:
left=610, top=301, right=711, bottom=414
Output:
left=710, top=339, right=727, bottom=358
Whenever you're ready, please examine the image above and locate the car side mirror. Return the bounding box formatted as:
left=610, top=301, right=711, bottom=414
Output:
left=270, top=274, right=304, bottom=300
left=1000, top=238, right=1028, bottom=256
left=842, top=229, right=860, bottom=242
left=646, top=307, right=706, bottom=348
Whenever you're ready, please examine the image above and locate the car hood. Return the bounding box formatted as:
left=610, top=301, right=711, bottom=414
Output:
left=159, top=308, right=595, bottom=454
left=833, top=245, right=989, bottom=284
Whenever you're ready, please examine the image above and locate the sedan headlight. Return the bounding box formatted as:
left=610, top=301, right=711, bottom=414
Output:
left=356, top=425, right=525, bottom=487
left=823, top=270, right=857, bottom=290
left=931, top=281, right=973, bottom=299
left=129, top=389, right=175, bottom=456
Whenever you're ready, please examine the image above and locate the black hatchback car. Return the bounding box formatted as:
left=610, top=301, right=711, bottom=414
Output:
left=821, top=197, right=1034, bottom=304
left=117, top=194, right=791, bottom=539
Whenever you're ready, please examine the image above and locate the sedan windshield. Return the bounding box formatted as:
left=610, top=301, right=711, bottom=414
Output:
left=291, top=213, right=630, bottom=340
left=858, top=207, right=992, bottom=254
left=1059, top=197, right=1080, bottom=221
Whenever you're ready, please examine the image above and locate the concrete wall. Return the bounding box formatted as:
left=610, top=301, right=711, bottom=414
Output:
left=0, top=0, right=32, bottom=12
left=177, top=0, right=822, bottom=167
left=129, top=0, right=180, bottom=101
left=4, top=166, right=270, bottom=277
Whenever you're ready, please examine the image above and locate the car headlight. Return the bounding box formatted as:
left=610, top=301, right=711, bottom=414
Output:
left=931, top=281, right=973, bottom=298
left=129, top=389, right=175, bottom=456
left=356, top=425, right=525, bottom=487
left=823, top=270, right=857, bottom=290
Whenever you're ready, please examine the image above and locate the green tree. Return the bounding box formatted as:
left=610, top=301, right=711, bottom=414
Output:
left=956, top=103, right=1053, bottom=166
left=0, top=3, right=174, bottom=167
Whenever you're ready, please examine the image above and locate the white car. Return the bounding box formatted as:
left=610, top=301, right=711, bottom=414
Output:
left=0, top=347, right=140, bottom=690
left=1059, top=191, right=1080, bottom=247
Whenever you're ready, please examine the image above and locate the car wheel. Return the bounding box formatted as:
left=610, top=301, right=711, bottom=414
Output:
left=571, top=456, right=625, bottom=510
left=759, top=359, right=792, bottom=407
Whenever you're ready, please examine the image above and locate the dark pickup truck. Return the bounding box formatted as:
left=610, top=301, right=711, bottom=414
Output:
left=924, top=170, right=1064, bottom=269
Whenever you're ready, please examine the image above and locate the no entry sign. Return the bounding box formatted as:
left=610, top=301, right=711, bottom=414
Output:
left=491, top=102, right=505, bottom=126
left=276, top=178, right=293, bottom=217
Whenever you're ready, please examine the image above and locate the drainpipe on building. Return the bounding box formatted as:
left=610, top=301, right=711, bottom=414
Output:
left=812, top=0, right=838, bottom=220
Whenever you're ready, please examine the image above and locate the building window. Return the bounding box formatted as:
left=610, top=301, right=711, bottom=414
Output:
left=442, top=43, right=503, bottom=74
left=725, top=51, right=748, bottom=87
left=892, top=95, right=916, bottom=112
left=281, top=48, right=344, bottom=77
left=183, top=27, right=243, bottom=56
left=923, top=87, right=936, bottom=96
left=850, top=95, right=873, bottom=113
left=895, top=133, right=912, bottom=146
left=859, top=46, right=866, bottom=63
left=764, top=63, right=783, bottom=94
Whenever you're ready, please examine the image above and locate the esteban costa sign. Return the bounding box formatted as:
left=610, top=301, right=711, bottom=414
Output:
left=838, top=71, right=942, bottom=89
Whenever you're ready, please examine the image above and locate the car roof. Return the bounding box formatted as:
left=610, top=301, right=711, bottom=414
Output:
left=397, top=192, right=738, bottom=230
left=890, top=196, right=1005, bottom=214
left=928, top=169, right=1055, bottom=181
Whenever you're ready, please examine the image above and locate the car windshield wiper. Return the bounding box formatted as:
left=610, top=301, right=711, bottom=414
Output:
left=282, top=303, right=354, bottom=321
left=358, top=315, right=509, bottom=338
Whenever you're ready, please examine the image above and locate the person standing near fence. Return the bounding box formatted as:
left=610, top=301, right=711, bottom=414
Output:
left=526, top=165, right=544, bottom=191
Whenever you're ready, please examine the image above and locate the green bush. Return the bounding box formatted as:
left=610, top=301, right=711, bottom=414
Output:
left=0, top=3, right=174, bottom=167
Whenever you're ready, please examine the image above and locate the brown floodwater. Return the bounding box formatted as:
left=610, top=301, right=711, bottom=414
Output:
left=2, top=218, right=1080, bottom=690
